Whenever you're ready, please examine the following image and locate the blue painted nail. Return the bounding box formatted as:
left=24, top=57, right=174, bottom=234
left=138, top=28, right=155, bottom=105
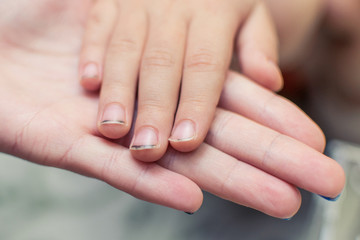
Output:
left=283, top=218, right=292, bottom=221
left=319, top=194, right=341, bottom=201
left=184, top=212, right=194, bottom=215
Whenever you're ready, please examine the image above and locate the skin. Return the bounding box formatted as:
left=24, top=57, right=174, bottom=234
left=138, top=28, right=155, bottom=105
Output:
left=80, top=0, right=328, bottom=162
left=0, top=0, right=344, bottom=218
left=79, top=0, right=283, bottom=162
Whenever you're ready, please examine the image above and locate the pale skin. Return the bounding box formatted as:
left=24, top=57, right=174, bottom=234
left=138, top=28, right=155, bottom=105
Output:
left=0, top=0, right=344, bottom=217
left=79, top=0, right=283, bottom=161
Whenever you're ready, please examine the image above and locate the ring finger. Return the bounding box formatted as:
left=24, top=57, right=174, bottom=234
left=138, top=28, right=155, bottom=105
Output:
left=169, top=12, right=239, bottom=152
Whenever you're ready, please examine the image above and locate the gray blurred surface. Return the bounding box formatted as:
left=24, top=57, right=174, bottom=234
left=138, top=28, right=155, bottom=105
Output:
left=317, top=141, right=360, bottom=240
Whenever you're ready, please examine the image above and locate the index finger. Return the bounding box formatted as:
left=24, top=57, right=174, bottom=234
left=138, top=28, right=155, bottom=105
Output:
left=219, top=71, right=326, bottom=152
left=215, top=71, right=345, bottom=198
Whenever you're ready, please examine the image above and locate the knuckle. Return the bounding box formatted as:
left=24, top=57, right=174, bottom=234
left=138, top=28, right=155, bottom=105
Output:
left=139, top=98, right=172, bottom=113
left=185, top=49, right=221, bottom=72
left=183, top=95, right=209, bottom=107
left=84, top=38, right=104, bottom=49
left=90, top=0, right=116, bottom=24
left=86, top=1, right=118, bottom=36
left=102, top=81, right=134, bottom=98
left=262, top=133, right=282, bottom=167
left=181, top=94, right=217, bottom=113
left=109, top=38, right=139, bottom=53
left=89, top=9, right=103, bottom=25
left=142, top=48, right=175, bottom=69
left=208, top=111, right=235, bottom=140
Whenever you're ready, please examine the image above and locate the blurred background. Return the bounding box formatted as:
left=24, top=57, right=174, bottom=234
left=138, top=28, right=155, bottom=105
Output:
left=1, top=0, right=360, bottom=239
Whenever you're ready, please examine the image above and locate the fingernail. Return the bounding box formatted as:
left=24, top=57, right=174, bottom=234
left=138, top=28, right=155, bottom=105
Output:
left=169, top=120, right=196, bottom=142
left=100, top=103, right=126, bottom=125
left=319, top=194, right=341, bottom=201
left=184, top=212, right=194, bottom=215
left=82, top=62, right=99, bottom=80
left=130, top=127, right=159, bottom=150
left=283, top=218, right=292, bottom=221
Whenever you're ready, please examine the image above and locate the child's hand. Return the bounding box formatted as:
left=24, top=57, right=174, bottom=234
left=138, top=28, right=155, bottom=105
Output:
left=79, top=0, right=283, bottom=162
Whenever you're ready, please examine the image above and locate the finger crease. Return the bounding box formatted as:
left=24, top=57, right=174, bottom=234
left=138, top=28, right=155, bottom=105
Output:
left=262, top=133, right=281, bottom=168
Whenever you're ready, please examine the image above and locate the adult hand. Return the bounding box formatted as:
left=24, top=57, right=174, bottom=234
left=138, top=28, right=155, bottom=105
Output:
left=0, top=0, right=344, bottom=218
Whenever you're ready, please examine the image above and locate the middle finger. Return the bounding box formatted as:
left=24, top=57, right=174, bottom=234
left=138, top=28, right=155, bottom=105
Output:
left=130, top=12, right=188, bottom=161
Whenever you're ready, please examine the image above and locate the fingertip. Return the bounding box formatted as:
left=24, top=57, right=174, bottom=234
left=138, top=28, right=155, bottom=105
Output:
left=168, top=119, right=201, bottom=152
left=267, top=185, right=302, bottom=219
left=129, top=130, right=171, bottom=162
left=256, top=58, right=284, bottom=92
left=267, top=61, right=284, bottom=92
left=237, top=2, right=281, bottom=91
left=240, top=50, right=283, bottom=91
left=181, top=184, right=204, bottom=213
left=98, top=121, right=129, bottom=139
left=98, top=102, right=129, bottom=139
left=80, top=62, right=102, bottom=91
left=284, top=103, right=326, bottom=152
left=129, top=149, right=165, bottom=162
left=169, top=178, right=203, bottom=213
left=129, top=126, right=166, bottom=162
left=320, top=160, right=346, bottom=199
left=306, top=125, right=326, bottom=153
left=169, top=140, right=200, bottom=153
left=80, top=77, right=102, bottom=91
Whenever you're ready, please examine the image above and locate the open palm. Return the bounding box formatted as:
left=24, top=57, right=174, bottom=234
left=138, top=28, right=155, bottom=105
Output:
left=0, top=0, right=344, bottom=218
